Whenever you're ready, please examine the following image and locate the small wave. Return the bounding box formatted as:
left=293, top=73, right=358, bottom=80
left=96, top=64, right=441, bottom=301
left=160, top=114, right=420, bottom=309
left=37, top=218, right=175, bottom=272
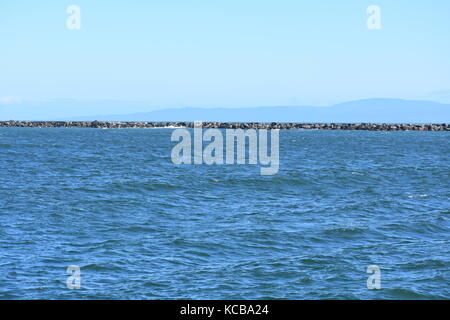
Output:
left=323, top=224, right=366, bottom=235
left=407, top=194, right=428, bottom=198
left=81, top=263, right=124, bottom=271
left=383, top=288, right=440, bottom=299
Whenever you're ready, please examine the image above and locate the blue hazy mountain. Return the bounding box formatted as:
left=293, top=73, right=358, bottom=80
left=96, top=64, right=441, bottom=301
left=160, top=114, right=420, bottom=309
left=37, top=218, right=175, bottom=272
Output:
left=2, top=98, right=449, bottom=123
left=65, top=99, right=450, bottom=123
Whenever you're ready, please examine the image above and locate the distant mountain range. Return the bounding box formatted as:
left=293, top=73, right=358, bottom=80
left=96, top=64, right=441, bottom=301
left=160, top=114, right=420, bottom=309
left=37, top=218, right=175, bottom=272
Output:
left=65, top=99, right=449, bottom=123
left=2, top=98, right=449, bottom=123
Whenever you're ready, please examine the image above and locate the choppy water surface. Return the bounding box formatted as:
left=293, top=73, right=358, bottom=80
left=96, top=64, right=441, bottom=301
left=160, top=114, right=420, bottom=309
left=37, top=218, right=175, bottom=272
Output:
left=0, top=128, right=449, bottom=299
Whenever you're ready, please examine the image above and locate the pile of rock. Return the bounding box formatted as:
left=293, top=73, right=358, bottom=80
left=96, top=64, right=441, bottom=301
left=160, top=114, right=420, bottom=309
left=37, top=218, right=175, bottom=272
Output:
left=0, top=120, right=448, bottom=131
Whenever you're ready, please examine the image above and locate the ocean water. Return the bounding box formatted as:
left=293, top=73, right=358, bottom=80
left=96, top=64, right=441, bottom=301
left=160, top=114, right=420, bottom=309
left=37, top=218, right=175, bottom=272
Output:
left=0, top=127, right=449, bottom=300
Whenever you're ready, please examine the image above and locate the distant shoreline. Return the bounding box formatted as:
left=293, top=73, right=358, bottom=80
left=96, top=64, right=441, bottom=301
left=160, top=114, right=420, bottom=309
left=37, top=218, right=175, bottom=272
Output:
left=0, top=121, right=449, bottom=131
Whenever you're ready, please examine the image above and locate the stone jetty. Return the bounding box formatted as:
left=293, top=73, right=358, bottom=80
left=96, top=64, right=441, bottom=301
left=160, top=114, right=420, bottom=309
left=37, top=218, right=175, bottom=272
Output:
left=0, top=121, right=449, bottom=131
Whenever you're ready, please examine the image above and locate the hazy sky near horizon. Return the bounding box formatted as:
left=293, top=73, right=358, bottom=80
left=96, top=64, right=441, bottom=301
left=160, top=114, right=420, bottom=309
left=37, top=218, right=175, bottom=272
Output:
left=1, top=0, right=450, bottom=108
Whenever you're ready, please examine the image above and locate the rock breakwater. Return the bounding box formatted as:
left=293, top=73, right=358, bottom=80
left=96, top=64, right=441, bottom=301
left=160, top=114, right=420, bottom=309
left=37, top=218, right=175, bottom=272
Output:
left=1, top=121, right=449, bottom=131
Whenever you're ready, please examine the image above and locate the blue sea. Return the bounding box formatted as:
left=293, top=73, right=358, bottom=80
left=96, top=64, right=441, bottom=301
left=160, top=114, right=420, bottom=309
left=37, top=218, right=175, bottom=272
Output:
left=0, top=128, right=449, bottom=299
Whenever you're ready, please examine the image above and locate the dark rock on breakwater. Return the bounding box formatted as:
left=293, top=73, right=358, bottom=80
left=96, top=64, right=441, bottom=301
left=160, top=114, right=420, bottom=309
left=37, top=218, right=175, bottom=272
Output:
left=1, top=121, right=449, bottom=131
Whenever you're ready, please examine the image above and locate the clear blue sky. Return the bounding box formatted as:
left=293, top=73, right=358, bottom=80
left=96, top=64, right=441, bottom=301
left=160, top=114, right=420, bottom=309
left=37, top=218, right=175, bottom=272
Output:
left=1, top=0, right=450, bottom=109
